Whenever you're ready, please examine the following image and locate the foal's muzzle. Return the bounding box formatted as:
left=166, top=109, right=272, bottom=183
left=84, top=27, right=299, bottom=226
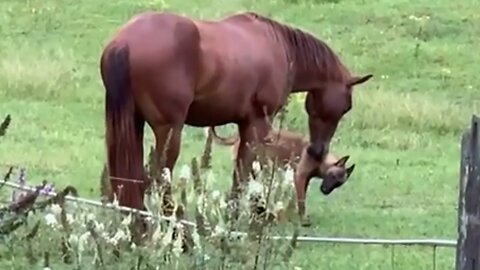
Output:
left=320, top=180, right=343, bottom=195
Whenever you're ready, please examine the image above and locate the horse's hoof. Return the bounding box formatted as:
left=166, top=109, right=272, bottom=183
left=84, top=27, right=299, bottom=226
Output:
left=300, top=216, right=312, bottom=227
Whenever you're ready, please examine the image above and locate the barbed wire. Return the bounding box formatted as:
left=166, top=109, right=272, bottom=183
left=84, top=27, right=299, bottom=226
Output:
left=0, top=177, right=197, bottom=227
left=109, top=176, right=144, bottom=183
left=0, top=164, right=458, bottom=210
left=0, top=178, right=457, bottom=247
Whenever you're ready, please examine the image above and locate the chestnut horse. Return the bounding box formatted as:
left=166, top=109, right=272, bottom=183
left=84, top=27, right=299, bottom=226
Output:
left=99, top=11, right=373, bottom=213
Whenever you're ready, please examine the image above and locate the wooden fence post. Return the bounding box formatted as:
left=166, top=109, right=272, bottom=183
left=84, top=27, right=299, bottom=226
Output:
left=456, top=115, right=480, bottom=270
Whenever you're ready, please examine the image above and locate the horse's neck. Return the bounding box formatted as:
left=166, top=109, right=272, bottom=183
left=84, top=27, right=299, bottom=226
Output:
left=289, top=63, right=320, bottom=91
left=288, top=46, right=349, bottom=91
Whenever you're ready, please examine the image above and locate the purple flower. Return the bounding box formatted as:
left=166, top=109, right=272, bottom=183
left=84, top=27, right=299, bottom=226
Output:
left=39, top=183, right=55, bottom=195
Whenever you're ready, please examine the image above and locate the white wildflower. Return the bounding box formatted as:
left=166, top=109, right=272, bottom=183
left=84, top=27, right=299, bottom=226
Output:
left=252, top=161, right=261, bottom=173
left=441, top=67, right=451, bottom=74
left=284, top=165, right=295, bottom=186
left=115, top=229, right=127, bottom=241
left=78, top=232, right=91, bottom=253
left=162, top=168, right=171, bottom=183
left=66, top=214, right=74, bottom=225
left=152, top=224, right=163, bottom=242
left=196, top=194, right=205, bottom=213
left=172, top=225, right=184, bottom=257
left=247, top=180, right=264, bottom=197
left=44, top=213, right=57, bottom=227
left=212, top=224, right=225, bottom=237
left=161, top=225, right=174, bottom=247
left=144, top=216, right=153, bottom=224
left=192, top=229, right=202, bottom=250
left=179, top=164, right=191, bottom=180
left=130, top=242, right=137, bottom=250
left=86, top=213, right=95, bottom=221
left=111, top=194, right=119, bottom=207
left=68, top=234, right=79, bottom=246
left=274, top=201, right=284, bottom=213
left=408, top=14, right=430, bottom=22
left=218, top=199, right=228, bottom=210
left=211, top=190, right=221, bottom=202
left=121, top=214, right=132, bottom=226
left=95, top=221, right=105, bottom=232
left=50, top=204, right=62, bottom=216
left=107, top=229, right=127, bottom=246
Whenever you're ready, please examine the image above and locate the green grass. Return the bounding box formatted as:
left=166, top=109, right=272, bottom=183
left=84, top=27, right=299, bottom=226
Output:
left=1, top=0, right=479, bottom=268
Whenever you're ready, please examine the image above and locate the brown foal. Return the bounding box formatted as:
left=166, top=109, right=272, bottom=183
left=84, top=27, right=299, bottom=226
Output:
left=207, top=126, right=355, bottom=218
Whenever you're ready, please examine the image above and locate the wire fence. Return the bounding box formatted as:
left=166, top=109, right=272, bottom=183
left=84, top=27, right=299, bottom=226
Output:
left=0, top=177, right=457, bottom=270
left=0, top=178, right=456, bottom=244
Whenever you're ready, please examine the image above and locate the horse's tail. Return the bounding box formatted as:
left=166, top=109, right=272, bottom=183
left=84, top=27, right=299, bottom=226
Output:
left=204, top=126, right=239, bottom=146
left=101, top=44, right=145, bottom=210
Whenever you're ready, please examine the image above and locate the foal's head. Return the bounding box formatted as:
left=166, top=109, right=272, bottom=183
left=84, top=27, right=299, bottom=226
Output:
left=305, top=75, right=373, bottom=162
left=319, top=155, right=355, bottom=195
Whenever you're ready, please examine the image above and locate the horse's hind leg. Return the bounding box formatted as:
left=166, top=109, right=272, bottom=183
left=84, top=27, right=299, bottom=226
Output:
left=150, top=123, right=184, bottom=216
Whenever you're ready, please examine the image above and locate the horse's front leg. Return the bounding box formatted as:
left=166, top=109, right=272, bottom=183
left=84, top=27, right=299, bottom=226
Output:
left=229, top=117, right=271, bottom=217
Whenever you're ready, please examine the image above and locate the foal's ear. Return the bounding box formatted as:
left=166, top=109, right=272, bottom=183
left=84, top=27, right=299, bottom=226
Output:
left=347, top=74, right=373, bottom=87
left=335, top=155, right=350, bottom=167
left=346, top=164, right=355, bottom=178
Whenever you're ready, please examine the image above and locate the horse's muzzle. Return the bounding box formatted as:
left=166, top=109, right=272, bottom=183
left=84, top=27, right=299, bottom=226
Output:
left=306, top=142, right=326, bottom=162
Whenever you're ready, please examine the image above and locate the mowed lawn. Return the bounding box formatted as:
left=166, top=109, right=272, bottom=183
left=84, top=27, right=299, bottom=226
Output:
left=1, top=0, right=479, bottom=269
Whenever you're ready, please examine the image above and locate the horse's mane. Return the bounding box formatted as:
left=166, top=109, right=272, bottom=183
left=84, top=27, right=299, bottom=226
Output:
left=243, top=12, right=350, bottom=82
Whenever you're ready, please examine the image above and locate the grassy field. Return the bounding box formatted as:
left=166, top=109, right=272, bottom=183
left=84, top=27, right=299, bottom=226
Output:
left=1, top=0, right=479, bottom=268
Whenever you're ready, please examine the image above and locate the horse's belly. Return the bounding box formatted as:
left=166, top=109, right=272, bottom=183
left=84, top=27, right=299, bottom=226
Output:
left=185, top=99, right=244, bottom=127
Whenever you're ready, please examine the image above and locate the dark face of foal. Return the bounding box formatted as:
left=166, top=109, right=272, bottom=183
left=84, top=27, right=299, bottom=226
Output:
left=319, top=156, right=355, bottom=195
left=305, top=75, right=373, bottom=162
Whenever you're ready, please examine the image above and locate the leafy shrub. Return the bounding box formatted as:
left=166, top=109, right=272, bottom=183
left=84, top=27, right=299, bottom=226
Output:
left=0, top=114, right=302, bottom=269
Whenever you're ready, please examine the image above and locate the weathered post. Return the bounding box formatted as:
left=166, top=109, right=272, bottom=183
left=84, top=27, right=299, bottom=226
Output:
left=456, top=115, right=480, bottom=270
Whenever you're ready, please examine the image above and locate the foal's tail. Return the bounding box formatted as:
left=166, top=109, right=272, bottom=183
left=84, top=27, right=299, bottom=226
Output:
left=101, top=44, right=145, bottom=210
left=205, top=127, right=239, bottom=146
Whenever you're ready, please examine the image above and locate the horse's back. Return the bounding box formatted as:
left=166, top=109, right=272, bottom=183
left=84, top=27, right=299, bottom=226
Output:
left=185, top=13, right=291, bottom=124
left=102, top=11, right=292, bottom=126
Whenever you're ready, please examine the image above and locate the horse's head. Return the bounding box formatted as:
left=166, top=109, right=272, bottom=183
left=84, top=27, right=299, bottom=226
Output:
left=319, top=155, right=355, bottom=195
left=305, top=74, right=373, bottom=162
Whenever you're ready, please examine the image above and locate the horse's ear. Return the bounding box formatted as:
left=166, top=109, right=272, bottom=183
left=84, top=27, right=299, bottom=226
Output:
left=347, top=74, right=373, bottom=87
left=335, top=155, right=350, bottom=167
left=346, top=164, right=355, bottom=178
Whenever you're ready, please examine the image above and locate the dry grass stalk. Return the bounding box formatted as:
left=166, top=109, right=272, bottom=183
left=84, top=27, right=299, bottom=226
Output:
left=0, top=114, right=11, bottom=137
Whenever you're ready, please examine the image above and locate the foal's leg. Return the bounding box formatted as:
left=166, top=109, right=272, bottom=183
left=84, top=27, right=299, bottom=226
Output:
left=294, top=148, right=318, bottom=226
left=294, top=175, right=313, bottom=227
left=229, top=118, right=271, bottom=217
